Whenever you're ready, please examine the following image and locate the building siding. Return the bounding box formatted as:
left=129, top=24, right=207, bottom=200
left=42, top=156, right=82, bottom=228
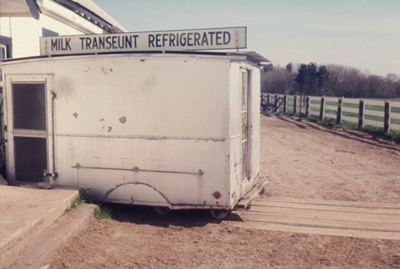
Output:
left=1, top=14, right=91, bottom=58
left=0, top=0, right=122, bottom=59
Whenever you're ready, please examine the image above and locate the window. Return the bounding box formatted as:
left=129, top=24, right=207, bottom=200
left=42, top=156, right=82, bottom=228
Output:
left=0, top=36, right=12, bottom=59
left=0, top=45, right=6, bottom=60
left=12, top=83, right=46, bottom=130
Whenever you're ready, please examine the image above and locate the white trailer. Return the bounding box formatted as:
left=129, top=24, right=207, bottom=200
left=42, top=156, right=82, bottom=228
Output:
left=1, top=51, right=265, bottom=218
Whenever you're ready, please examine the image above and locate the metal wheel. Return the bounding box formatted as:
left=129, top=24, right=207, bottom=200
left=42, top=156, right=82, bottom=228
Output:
left=154, top=206, right=171, bottom=215
left=210, top=209, right=231, bottom=220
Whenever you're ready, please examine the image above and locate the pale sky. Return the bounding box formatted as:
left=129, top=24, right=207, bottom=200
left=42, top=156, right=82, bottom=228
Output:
left=95, top=0, right=400, bottom=76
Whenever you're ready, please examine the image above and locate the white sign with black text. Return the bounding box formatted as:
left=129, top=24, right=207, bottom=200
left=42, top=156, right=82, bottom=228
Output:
left=40, top=27, right=247, bottom=56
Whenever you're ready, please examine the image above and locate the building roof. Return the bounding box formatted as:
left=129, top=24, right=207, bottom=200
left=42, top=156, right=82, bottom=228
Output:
left=231, top=51, right=270, bottom=65
left=70, top=0, right=127, bottom=32
left=53, top=0, right=127, bottom=33
left=0, top=0, right=127, bottom=33
left=2, top=50, right=270, bottom=66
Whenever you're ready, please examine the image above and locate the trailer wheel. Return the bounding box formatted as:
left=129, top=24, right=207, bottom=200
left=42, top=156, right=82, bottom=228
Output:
left=154, top=206, right=170, bottom=215
left=210, top=209, right=231, bottom=220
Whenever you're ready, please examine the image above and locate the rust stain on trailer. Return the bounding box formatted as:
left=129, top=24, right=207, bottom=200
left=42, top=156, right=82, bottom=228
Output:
left=101, top=66, right=113, bottom=75
left=119, top=116, right=127, bottom=124
left=107, top=126, right=112, bottom=132
left=139, top=75, right=157, bottom=93
left=56, top=77, right=75, bottom=99
left=73, top=112, right=78, bottom=119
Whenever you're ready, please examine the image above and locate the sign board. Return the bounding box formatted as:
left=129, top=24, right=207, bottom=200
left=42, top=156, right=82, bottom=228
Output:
left=40, top=27, right=247, bottom=56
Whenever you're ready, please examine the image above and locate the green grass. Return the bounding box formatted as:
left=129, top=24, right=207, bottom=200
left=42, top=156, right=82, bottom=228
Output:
left=326, top=101, right=338, bottom=106
left=66, top=194, right=85, bottom=212
left=65, top=192, right=113, bottom=220
left=271, top=109, right=400, bottom=144
left=294, top=114, right=400, bottom=144
left=325, top=109, right=337, bottom=114
left=94, top=206, right=112, bottom=220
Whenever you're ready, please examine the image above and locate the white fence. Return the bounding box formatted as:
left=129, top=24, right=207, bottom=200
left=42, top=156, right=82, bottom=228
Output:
left=262, top=93, right=400, bottom=133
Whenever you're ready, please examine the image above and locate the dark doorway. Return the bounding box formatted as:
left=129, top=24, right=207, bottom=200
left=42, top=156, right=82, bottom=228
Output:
left=14, top=137, right=47, bottom=182
left=12, top=82, right=48, bottom=182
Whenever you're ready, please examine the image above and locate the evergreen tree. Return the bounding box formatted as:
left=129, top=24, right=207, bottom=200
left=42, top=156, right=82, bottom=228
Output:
left=285, top=63, right=293, bottom=72
left=307, top=63, right=318, bottom=95
left=262, top=64, right=274, bottom=72
left=317, top=65, right=329, bottom=96
left=295, top=64, right=308, bottom=94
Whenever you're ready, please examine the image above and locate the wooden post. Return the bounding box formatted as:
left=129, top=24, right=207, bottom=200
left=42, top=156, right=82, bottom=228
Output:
left=266, top=94, right=270, bottom=109
left=293, top=95, right=297, bottom=115
left=283, top=95, right=287, bottom=114
left=299, top=94, right=302, bottom=114
left=274, top=94, right=278, bottom=112
left=319, top=96, right=325, bottom=121
left=358, top=99, right=364, bottom=129
left=384, top=100, right=390, bottom=134
left=305, top=96, right=310, bottom=117
left=336, top=97, right=343, bottom=124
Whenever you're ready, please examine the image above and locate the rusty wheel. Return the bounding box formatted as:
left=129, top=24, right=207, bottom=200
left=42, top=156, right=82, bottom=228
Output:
left=210, top=209, right=231, bottom=220
left=154, top=206, right=170, bottom=215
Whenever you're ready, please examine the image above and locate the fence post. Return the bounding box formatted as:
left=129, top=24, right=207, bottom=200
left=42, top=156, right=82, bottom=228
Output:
left=305, top=96, right=310, bottom=117
left=283, top=95, right=287, bottom=114
left=274, top=94, right=278, bottom=112
left=384, top=100, right=390, bottom=134
left=293, top=95, right=297, bottom=115
left=336, top=97, right=343, bottom=124
left=358, top=99, right=364, bottom=129
left=299, top=94, right=303, bottom=114
left=266, top=94, right=270, bottom=109
left=319, top=96, right=325, bottom=121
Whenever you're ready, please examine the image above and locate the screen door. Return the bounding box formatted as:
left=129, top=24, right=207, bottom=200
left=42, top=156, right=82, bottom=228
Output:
left=6, top=76, right=54, bottom=183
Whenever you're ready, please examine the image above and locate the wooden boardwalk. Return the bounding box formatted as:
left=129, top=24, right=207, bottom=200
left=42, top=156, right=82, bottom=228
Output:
left=235, top=197, right=400, bottom=240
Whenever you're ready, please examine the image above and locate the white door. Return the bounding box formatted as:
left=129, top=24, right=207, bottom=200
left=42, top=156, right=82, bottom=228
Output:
left=5, top=75, right=55, bottom=183
left=241, top=70, right=252, bottom=181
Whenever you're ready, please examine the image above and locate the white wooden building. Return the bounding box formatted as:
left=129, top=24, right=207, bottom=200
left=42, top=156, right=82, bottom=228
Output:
left=0, top=0, right=127, bottom=61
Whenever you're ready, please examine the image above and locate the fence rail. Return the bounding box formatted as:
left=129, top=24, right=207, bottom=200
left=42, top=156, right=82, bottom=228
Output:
left=261, top=93, right=400, bottom=134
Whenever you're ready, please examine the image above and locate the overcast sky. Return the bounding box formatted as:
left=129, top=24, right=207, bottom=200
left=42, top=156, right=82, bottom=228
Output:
left=95, top=0, right=400, bottom=76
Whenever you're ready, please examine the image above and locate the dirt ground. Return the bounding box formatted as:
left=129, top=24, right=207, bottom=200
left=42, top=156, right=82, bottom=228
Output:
left=47, top=114, right=400, bottom=269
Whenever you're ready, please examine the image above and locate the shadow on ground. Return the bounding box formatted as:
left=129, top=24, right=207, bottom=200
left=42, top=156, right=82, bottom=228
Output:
left=101, top=203, right=243, bottom=228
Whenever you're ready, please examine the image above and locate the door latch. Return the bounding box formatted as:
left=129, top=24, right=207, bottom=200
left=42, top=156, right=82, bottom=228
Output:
left=43, top=171, right=57, bottom=179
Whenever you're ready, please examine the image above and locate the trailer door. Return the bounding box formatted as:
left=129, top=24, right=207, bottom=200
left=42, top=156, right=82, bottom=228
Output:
left=241, top=70, right=252, bottom=181
left=5, top=75, right=55, bottom=183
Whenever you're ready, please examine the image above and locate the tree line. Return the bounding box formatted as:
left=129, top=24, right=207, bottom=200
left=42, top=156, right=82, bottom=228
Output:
left=262, top=63, right=400, bottom=99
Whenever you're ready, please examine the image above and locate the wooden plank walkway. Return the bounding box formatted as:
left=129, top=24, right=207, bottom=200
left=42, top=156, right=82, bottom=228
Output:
left=234, top=197, right=400, bottom=240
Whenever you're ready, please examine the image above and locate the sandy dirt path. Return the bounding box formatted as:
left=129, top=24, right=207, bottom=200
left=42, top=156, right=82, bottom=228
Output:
left=46, top=114, right=400, bottom=269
